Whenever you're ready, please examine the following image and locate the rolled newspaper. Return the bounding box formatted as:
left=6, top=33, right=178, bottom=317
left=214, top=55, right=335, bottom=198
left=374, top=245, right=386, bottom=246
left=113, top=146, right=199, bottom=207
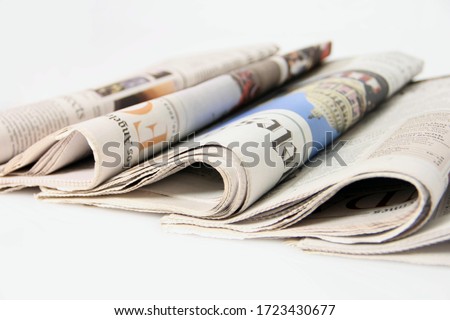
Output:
left=0, top=43, right=279, bottom=163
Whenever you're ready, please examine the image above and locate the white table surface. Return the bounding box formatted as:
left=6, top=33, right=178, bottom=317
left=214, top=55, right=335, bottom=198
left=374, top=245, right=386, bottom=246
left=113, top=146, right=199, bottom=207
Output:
left=0, top=0, right=449, bottom=299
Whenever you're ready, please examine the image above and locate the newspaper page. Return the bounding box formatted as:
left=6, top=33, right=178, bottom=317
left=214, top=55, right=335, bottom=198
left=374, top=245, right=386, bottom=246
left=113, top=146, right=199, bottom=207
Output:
left=154, top=76, right=449, bottom=260
left=0, top=43, right=331, bottom=192
left=0, top=43, right=279, bottom=163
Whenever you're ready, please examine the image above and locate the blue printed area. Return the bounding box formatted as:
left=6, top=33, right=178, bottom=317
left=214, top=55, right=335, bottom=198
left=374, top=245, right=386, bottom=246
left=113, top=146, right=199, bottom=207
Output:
left=206, top=92, right=340, bottom=160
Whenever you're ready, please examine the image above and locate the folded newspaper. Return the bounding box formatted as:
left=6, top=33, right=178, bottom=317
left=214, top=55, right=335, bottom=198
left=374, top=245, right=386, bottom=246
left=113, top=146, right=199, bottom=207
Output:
left=0, top=43, right=280, bottom=164
left=2, top=45, right=450, bottom=267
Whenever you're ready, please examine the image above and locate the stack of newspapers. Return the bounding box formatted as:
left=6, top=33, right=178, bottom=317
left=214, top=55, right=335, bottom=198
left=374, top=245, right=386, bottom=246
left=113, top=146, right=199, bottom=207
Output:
left=1, top=42, right=449, bottom=267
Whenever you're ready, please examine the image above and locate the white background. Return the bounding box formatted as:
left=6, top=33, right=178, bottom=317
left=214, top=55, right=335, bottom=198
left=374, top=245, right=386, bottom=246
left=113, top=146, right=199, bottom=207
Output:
left=0, top=0, right=449, bottom=299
